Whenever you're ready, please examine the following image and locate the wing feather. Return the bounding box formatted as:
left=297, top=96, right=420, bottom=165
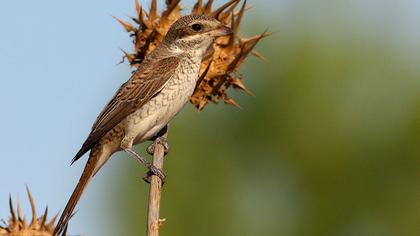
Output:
left=72, top=56, right=181, bottom=163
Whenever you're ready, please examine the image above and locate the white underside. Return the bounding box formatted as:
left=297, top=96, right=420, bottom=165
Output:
left=128, top=57, right=201, bottom=145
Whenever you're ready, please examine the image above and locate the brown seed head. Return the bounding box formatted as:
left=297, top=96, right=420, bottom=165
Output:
left=0, top=187, right=63, bottom=236
left=116, top=0, right=269, bottom=110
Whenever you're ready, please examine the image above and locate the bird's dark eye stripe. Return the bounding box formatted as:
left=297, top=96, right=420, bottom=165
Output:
left=191, top=23, right=202, bottom=32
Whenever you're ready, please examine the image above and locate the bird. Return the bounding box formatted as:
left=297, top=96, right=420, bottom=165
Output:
left=53, top=14, right=232, bottom=235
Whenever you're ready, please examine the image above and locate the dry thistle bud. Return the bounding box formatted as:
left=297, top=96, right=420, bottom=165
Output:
left=0, top=187, right=63, bottom=236
left=116, top=0, right=269, bottom=110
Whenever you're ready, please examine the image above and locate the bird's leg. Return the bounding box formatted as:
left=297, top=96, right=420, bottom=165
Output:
left=121, top=137, right=165, bottom=183
left=124, top=149, right=166, bottom=183
left=147, top=125, right=170, bottom=155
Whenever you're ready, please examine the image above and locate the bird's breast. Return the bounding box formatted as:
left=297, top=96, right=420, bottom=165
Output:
left=128, top=58, right=201, bottom=143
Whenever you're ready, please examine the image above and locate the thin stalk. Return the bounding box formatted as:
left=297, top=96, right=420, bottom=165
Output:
left=146, top=129, right=168, bottom=236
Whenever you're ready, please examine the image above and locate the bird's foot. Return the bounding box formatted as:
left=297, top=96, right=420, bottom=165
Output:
left=123, top=148, right=165, bottom=183
left=147, top=136, right=170, bottom=155
left=142, top=165, right=166, bottom=184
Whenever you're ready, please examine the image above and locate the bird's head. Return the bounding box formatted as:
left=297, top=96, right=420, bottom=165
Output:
left=163, top=14, right=233, bottom=56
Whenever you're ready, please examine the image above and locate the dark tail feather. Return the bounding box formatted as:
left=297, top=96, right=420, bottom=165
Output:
left=54, top=149, right=101, bottom=236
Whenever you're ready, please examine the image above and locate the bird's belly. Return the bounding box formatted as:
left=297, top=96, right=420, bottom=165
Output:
left=129, top=74, right=197, bottom=144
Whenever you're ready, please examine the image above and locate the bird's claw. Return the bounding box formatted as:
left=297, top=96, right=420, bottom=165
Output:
left=147, top=137, right=170, bottom=155
left=142, top=165, right=166, bottom=184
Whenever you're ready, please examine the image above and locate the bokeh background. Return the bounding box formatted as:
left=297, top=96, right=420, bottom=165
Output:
left=0, top=0, right=419, bottom=235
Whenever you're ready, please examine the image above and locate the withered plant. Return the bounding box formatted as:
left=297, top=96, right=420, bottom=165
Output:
left=117, top=0, right=269, bottom=109
left=0, top=187, right=63, bottom=236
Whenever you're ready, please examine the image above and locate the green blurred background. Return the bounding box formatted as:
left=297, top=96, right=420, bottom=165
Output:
left=85, top=1, right=420, bottom=236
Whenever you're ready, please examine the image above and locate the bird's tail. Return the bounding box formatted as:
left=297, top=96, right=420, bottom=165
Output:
left=54, top=147, right=105, bottom=236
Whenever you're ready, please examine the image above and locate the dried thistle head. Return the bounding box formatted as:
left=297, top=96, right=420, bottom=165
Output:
left=0, top=187, right=62, bottom=236
left=117, top=0, right=269, bottom=110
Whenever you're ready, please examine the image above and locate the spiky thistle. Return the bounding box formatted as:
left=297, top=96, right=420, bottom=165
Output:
left=0, top=187, right=64, bottom=236
left=116, top=0, right=269, bottom=110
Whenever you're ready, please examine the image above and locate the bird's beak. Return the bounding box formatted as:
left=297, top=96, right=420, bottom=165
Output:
left=209, top=25, right=233, bottom=37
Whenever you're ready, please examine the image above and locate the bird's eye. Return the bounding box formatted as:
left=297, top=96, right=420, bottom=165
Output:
left=191, top=23, right=202, bottom=32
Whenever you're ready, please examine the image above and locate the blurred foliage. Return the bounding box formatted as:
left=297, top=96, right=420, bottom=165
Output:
left=88, top=1, right=420, bottom=236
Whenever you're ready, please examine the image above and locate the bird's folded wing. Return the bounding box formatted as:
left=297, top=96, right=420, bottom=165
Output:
left=72, top=56, right=181, bottom=163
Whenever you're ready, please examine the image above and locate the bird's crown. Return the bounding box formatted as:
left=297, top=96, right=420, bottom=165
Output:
left=163, top=14, right=232, bottom=46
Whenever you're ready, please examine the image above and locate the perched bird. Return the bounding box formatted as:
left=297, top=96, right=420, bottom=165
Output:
left=54, top=14, right=232, bottom=235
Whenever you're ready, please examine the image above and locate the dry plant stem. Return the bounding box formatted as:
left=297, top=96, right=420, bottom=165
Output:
left=147, top=130, right=168, bottom=236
